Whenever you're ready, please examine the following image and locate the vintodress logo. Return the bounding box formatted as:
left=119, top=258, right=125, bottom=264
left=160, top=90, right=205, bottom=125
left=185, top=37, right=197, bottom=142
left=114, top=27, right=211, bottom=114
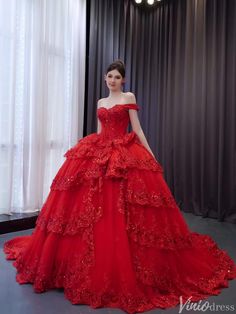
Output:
left=179, top=296, right=235, bottom=313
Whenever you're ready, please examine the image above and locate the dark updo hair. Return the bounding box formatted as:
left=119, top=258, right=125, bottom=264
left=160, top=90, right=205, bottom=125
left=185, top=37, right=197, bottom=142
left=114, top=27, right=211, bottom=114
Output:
left=106, top=59, right=125, bottom=78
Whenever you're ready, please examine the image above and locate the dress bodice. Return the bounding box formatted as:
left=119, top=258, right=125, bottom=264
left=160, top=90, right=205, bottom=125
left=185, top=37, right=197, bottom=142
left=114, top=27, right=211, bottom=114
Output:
left=97, top=103, right=139, bottom=140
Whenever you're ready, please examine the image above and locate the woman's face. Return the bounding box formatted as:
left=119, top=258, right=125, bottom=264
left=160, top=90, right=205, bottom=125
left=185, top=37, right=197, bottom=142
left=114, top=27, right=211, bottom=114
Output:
left=104, top=69, right=125, bottom=91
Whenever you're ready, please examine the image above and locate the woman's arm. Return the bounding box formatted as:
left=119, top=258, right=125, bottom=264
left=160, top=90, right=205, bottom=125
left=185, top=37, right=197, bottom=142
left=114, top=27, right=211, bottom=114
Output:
left=126, top=93, right=156, bottom=159
left=97, top=99, right=102, bottom=134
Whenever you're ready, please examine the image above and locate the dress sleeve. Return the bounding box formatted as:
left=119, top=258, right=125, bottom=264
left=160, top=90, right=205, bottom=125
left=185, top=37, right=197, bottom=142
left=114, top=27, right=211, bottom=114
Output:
left=124, top=104, right=140, bottom=111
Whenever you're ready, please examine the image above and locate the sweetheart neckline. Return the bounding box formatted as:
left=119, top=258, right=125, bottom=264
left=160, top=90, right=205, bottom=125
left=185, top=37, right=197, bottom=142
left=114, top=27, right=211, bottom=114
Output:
left=97, top=103, right=137, bottom=111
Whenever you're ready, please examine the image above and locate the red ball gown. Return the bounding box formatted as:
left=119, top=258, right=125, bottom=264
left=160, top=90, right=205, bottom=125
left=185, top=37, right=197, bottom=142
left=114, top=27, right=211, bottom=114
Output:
left=4, top=103, right=236, bottom=314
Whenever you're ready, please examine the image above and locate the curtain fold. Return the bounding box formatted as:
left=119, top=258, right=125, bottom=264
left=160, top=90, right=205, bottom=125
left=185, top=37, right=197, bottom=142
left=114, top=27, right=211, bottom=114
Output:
left=86, top=0, right=236, bottom=222
left=0, top=0, right=86, bottom=214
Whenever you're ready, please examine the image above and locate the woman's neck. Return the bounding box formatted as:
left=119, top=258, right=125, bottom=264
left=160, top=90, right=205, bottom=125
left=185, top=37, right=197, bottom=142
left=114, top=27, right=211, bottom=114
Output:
left=108, top=90, right=124, bottom=99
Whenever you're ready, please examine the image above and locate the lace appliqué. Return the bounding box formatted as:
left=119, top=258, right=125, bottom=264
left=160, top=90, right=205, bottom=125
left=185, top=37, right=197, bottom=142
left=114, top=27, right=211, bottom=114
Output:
left=36, top=179, right=103, bottom=235
left=131, top=233, right=236, bottom=299
left=126, top=172, right=177, bottom=208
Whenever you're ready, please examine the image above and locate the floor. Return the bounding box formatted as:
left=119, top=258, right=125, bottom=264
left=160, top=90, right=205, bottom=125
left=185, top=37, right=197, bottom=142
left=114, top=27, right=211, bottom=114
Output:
left=0, top=212, right=236, bottom=314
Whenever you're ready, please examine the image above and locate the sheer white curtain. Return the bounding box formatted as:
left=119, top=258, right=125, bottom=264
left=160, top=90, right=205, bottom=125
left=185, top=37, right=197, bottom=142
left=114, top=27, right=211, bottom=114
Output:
left=0, top=0, right=86, bottom=215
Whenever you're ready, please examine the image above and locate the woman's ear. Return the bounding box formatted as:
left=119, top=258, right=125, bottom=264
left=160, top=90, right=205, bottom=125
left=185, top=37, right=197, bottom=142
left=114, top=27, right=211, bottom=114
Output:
left=104, top=74, right=107, bottom=81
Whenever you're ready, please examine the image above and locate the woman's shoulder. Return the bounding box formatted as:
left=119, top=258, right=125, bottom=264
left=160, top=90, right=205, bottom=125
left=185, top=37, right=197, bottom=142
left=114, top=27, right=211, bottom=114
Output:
left=97, top=97, right=106, bottom=104
left=123, top=92, right=136, bottom=104
left=124, top=91, right=135, bottom=97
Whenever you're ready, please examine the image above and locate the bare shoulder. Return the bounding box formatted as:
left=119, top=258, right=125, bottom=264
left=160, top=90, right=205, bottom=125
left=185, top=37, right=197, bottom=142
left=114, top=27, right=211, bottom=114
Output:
left=97, top=97, right=106, bottom=107
left=124, top=92, right=136, bottom=104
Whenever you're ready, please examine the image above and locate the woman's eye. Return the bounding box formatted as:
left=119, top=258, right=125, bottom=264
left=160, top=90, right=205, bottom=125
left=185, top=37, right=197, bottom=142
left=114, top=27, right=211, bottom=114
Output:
left=107, top=75, right=121, bottom=79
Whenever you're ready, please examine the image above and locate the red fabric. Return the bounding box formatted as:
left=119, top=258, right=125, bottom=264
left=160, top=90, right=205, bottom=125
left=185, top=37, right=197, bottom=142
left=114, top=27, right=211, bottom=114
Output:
left=4, top=103, right=236, bottom=314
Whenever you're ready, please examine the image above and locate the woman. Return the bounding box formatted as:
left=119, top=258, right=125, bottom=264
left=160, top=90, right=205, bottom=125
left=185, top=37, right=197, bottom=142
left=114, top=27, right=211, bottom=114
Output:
left=4, top=60, right=236, bottom=314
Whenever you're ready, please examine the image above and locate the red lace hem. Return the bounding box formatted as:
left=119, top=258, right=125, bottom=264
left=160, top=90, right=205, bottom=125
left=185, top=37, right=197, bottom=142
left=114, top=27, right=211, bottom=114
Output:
left=4, top=230, right=236, bottom=314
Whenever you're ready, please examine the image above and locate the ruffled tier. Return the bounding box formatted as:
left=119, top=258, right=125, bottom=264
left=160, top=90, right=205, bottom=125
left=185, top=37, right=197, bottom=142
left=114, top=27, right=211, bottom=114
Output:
left=50, top=131, right=163, bottom=191
left=35, top=173, right=182, bottom=239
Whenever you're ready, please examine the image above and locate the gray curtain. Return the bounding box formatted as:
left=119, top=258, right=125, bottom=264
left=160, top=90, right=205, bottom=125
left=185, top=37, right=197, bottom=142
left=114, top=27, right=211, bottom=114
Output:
left=85, top=0, right=236, bottom=223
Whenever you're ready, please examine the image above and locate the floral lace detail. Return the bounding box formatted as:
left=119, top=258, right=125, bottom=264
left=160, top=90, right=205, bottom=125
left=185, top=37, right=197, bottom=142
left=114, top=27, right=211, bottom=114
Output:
left=36, top=179, right=103, bottom=235
left=124, top=194, right=192, bottom=250
left=7, top=227, right=96, bottom=299
left=5, top=230, right=236, bottom=314
left=97, top=103, right=140, bottom=141
left=51, top=131, right=163, bottom=191
left=132, top=233, right=236, bottom=297
left=37, top=174, right=181, bottom=237
left=117, top=179, right=126, bottom=214
left=126, top=172, right=176, bottom=208
left=127, top=189, right=177, bottom=208
left=50, top=151, right=163, bottom=191
left=127, top=223, right=193, bottom=249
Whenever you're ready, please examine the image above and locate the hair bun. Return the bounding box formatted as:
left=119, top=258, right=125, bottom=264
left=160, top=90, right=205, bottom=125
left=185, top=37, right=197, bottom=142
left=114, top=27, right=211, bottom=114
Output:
left=115, top=59, right=125, bottom=67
